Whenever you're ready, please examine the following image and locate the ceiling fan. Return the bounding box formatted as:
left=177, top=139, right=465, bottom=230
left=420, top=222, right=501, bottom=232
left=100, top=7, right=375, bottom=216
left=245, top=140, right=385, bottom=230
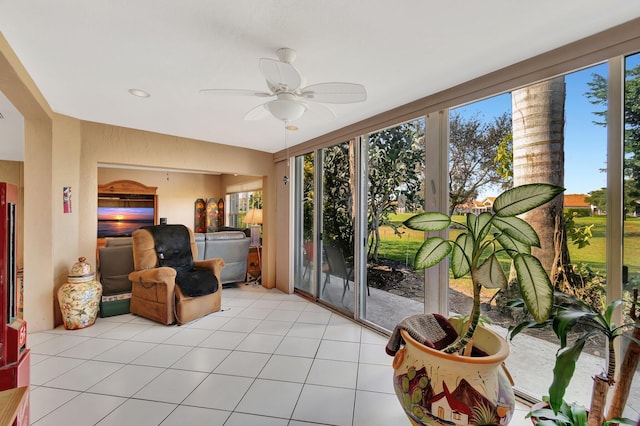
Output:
left=200, top=48, right=367, bottom=123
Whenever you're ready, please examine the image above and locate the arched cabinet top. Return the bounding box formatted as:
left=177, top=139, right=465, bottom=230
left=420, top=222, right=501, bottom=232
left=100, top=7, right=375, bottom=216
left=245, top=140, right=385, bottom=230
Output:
left=98, top=180, right=157, bottom=195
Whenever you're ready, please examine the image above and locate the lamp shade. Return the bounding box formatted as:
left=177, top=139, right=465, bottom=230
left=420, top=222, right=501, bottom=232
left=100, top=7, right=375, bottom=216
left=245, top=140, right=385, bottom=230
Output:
left=243, top=208, right=263, bottom=225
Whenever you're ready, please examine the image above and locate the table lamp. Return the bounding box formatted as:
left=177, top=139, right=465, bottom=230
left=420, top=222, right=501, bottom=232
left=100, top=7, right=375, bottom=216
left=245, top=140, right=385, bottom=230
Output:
left=243, top=208, right=263, bottom=247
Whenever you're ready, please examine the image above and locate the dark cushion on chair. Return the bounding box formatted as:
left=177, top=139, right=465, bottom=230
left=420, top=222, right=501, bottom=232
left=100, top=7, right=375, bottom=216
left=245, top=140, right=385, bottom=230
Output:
left=143, top=225, right=218, bottom=297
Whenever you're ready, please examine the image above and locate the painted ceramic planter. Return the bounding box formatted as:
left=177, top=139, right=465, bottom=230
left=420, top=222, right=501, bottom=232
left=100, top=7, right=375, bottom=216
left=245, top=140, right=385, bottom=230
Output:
left=57, top=257, right=103, bottom=330
left=391, top=319, right=515, bottom=425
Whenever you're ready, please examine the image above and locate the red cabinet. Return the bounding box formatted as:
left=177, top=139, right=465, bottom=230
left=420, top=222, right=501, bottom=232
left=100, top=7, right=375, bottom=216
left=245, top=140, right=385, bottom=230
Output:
left=0, top=182, right=29, bottom=426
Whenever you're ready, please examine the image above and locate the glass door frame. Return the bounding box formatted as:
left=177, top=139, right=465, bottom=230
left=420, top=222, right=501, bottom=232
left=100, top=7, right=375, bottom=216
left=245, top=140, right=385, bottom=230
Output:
left=293, top=154, right=313, bottom=296
left=291, top=120, right=451, bottom=329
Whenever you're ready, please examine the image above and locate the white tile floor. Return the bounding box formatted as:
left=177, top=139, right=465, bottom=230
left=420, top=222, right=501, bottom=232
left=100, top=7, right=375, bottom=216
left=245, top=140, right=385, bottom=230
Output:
left=28, top=284, right=532, bottom=425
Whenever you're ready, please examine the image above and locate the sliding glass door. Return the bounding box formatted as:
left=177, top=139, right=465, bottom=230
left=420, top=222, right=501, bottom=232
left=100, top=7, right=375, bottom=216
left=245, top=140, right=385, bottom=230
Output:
left=293, top=153, right=315, bottom=295
left=363, top=119, right=426, bottom=330
left=317, top=140, right=357, bottom=316
left=292, top=140, right=362, bottom=317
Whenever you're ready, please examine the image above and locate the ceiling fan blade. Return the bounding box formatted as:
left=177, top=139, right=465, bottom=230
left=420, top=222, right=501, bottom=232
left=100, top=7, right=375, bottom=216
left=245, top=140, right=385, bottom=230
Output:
left=300, top=82, right=367, bottom=104
left=305, top=102, right=336, bottom=119
left=243, top=103, right=271, bottom=121
left=199, top=89, right=273, bottom=97
left=259, top=58, right=302, bottom=92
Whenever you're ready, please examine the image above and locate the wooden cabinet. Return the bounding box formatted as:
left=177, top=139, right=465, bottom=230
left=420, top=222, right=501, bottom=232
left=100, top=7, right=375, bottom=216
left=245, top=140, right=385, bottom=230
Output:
left=247, top=246, right=261, bottom=279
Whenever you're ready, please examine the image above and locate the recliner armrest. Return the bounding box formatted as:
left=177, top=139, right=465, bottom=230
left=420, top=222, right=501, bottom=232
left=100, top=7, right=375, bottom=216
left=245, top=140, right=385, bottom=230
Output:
left=194, top=258, right=225, bottom=275
left=128, top=267, right=177, bottom=286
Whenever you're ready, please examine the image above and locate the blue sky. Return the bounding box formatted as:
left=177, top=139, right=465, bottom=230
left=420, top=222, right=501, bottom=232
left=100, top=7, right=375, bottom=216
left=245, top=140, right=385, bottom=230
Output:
left=452, top=53, right=640, bottom=197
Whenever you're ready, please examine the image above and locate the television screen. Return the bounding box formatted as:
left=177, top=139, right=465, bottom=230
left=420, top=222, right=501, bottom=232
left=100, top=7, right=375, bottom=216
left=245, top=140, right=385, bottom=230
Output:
left=98, top=207, right=155, bottom=237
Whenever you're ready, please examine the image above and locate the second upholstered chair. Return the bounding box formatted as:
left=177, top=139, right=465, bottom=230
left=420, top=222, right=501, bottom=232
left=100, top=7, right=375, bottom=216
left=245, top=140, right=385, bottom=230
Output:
left=128, top=224, right=224, bottom=325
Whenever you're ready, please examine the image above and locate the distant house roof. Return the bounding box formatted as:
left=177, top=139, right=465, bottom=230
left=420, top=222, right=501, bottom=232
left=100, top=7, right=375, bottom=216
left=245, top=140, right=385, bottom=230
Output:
left=457, top=194, right=593, bottom=212
left=481, top=197, right=496, bottom=205
left=455, top=197, right=495, bottom=212
left=564, top=194, right=591, bottom=208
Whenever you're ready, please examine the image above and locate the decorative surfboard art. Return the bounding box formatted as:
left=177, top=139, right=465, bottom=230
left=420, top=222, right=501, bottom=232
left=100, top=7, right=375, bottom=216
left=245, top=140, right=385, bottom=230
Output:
left=194, top=198, right=206, bottom=233
left=205, top=197, right=218, bottom=232
left=217, top=198, right=225, bottom=229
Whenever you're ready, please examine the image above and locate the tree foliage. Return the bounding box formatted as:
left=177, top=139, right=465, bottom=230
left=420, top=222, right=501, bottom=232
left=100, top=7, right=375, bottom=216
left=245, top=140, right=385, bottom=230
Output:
left=586, top=188, right=606, bottom=213
left=495, top=133, right=513, bottom=184
left=301, top=153, right=315, bottom=241
left=367, top=120, right=425, bottom=260
left=585, top=65, right=640, bottom=216
left=322, top=141, right=356, bottom=254
left=321, top=121, right=426, bottom=261
left=449, top=111, right=512, bottom=215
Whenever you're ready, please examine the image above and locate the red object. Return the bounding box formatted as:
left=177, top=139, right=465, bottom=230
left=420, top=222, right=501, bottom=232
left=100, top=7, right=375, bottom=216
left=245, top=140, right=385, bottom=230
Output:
left=0, top=182, right=29, bottom=426
left=5, top=319, right=26, bottom=364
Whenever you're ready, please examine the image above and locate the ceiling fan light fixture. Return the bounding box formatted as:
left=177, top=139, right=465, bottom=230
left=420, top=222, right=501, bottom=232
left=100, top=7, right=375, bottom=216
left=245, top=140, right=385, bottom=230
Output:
left=266, top=98, right=306, bottom=122
left=200, top=48, right=367, bottom=122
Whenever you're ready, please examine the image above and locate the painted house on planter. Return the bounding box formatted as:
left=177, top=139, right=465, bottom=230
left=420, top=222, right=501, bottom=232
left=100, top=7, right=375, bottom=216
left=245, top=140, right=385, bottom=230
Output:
left=428, top=379, right=510, bottom=425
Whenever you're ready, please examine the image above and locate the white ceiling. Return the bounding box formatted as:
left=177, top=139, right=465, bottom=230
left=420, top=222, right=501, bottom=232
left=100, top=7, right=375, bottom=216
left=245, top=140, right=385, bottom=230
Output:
left=1, top=1, right=640, bottom=160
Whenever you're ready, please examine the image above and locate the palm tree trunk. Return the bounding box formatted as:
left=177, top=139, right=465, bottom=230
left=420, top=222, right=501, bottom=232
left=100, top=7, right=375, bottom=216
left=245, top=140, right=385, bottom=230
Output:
left=550, top=213, right=582, bottom=292
left=512, top=77, right=566, bottom=273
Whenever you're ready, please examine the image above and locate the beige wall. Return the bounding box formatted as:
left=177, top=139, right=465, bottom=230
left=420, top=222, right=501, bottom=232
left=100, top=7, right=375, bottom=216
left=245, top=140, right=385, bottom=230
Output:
left=273, top=159, right=291, bottom=293
left=80, top=122, right=275, bottom=268
left=220, top=174, right=263, bottom=194
left=51, top=114, right=83, bottom=326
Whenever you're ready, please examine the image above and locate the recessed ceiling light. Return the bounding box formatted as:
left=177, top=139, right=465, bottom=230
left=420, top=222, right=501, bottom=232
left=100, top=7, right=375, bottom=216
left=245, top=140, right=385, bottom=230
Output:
left=285, top=125, right=299, bottom=131
left=128, top=89, right=150, bottom=98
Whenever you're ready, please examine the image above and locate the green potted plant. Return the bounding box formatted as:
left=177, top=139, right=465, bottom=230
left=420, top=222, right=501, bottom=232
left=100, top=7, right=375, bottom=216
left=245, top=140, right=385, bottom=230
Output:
left=405, top=183, right=563, bottom=351
left=388, top=183, right=564, bottom=425
left=509, top=290, right=639, bottom=426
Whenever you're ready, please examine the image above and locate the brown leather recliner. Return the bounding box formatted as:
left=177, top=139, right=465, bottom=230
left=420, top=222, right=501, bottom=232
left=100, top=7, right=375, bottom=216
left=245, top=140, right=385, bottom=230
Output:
left=128, top=225, right=224, bottom=325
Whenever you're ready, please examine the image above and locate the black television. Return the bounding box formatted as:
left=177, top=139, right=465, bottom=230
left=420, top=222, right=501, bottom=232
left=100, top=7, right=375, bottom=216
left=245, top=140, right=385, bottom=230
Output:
left=98, top=206, right=155, bottom=237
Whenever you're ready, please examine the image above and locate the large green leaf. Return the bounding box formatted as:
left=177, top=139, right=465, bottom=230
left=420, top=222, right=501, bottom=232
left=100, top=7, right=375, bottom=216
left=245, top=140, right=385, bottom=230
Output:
left=413, top=237, right=452, bottom=270
left=493, top=184, right=565, bottom=217
left=604, top=299, right=624, bottom=325
left=475, top=254, right=508, bottom=289
left=467, top=212, right=492, bottom=241
left=529, top=408, right=571, bottom=425
left=495, top=232, right=531, bottom=258
left=492, top=216, right=540, bottom=247
left=552, top=309, right=598, bottom=348
left=451, top=233, right=472, bottom=278
left=567, top=402, right=588, bottom=426
left=508, top=318, right=553, bottom=341
left=514, top=254, right=553, bottom=323
left=549, top=337, right=586, bottom=413
left=404, top=212, right=451, bottom=232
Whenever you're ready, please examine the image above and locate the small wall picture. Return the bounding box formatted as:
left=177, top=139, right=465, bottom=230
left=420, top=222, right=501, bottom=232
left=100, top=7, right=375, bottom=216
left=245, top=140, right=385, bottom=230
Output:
left=63, top=187, right=72, bottom=213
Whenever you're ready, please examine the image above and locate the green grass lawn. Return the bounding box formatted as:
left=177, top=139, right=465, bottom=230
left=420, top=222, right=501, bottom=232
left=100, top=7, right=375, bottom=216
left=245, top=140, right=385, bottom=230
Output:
left=378, top=214, right=640, bottom=286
